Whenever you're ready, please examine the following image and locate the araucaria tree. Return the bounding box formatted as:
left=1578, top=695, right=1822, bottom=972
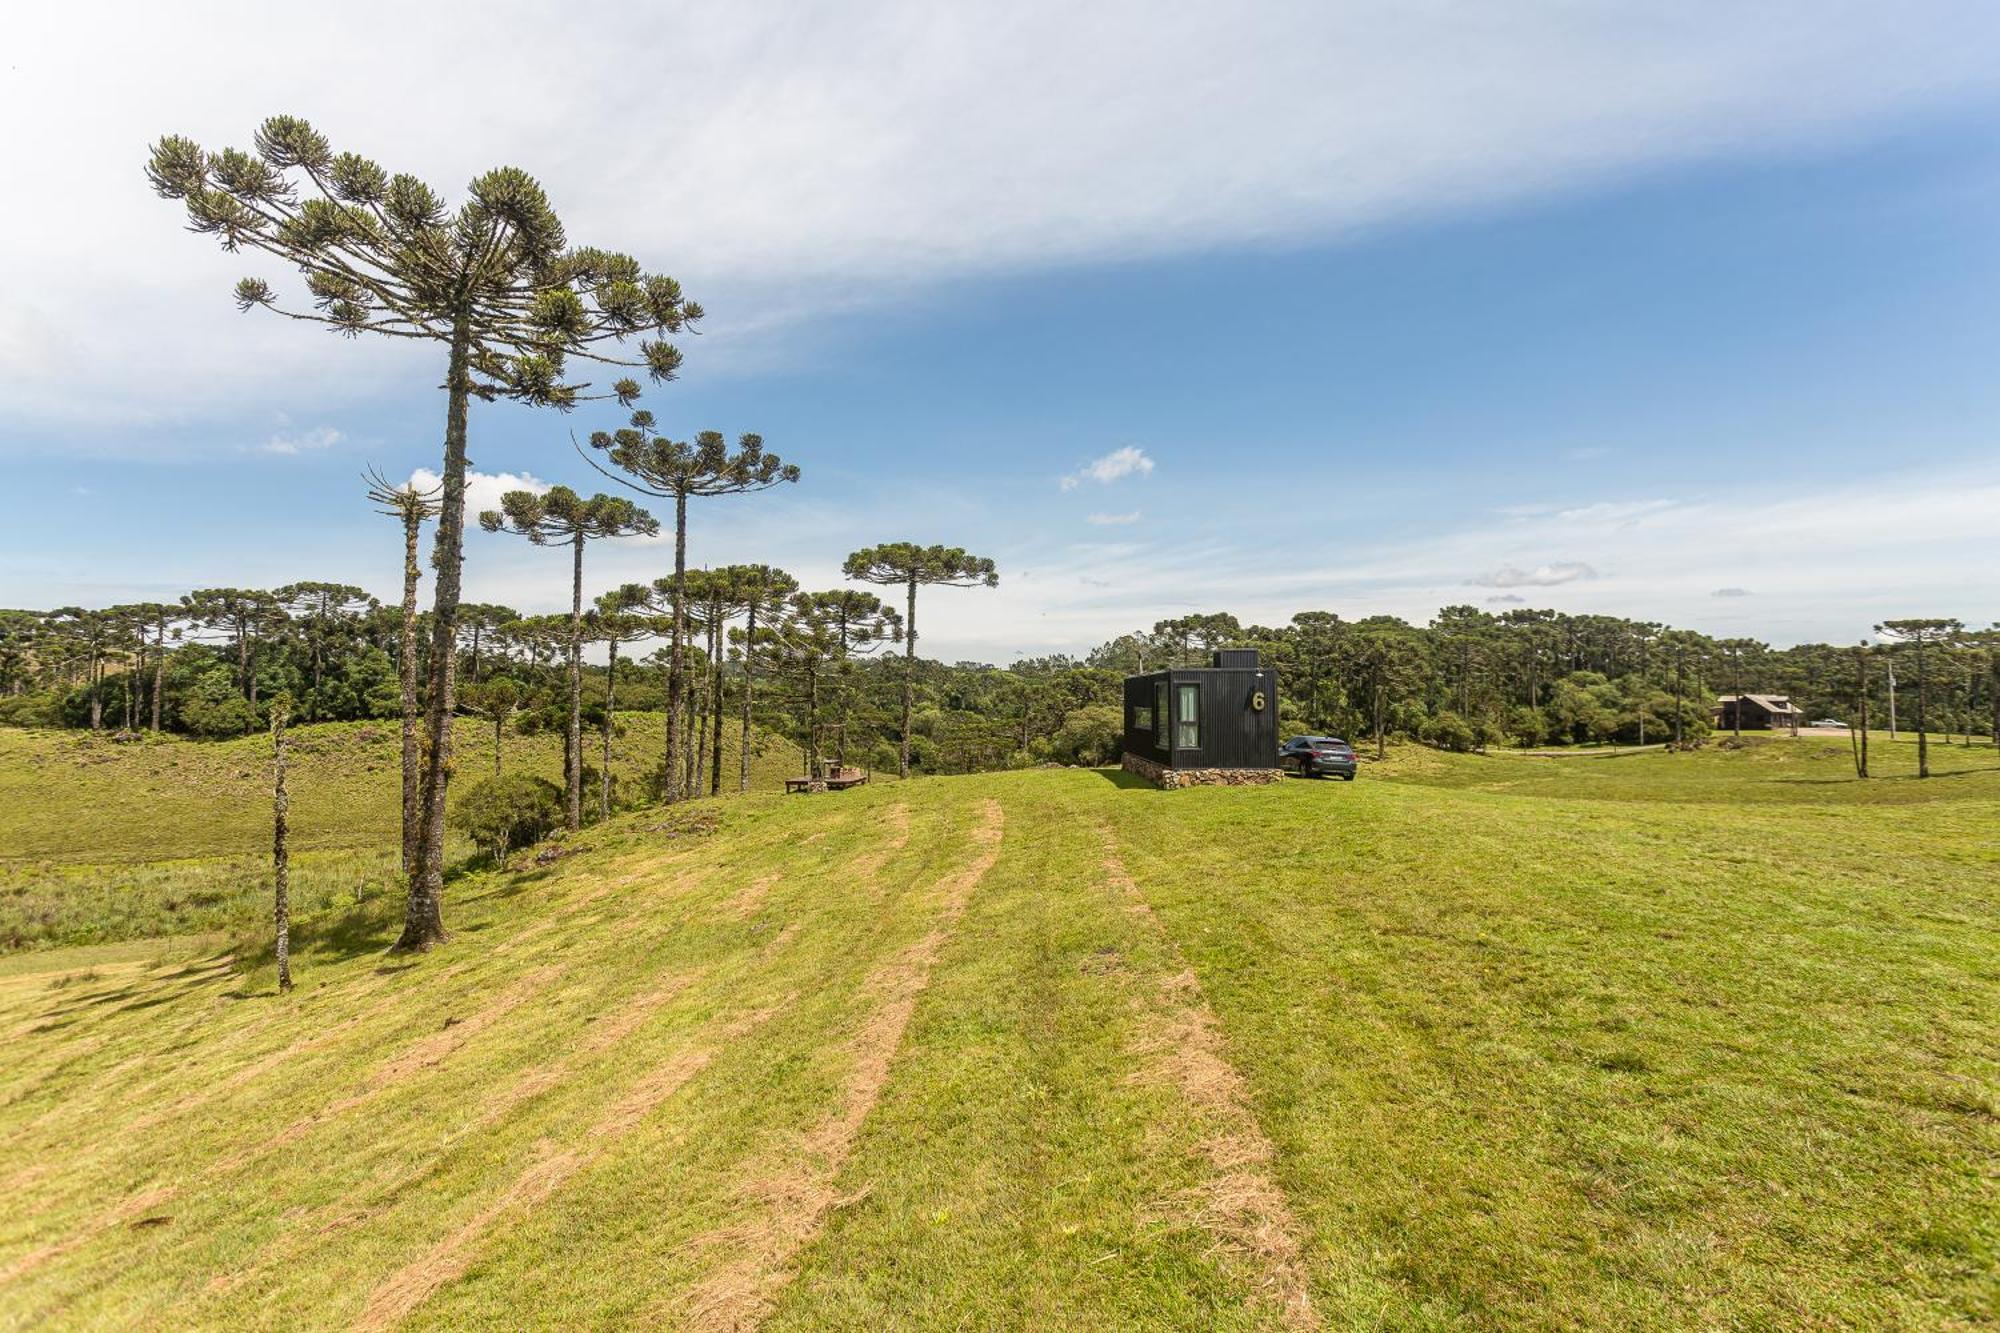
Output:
left=752, top=591, right=901, bottom=780
left=148, top=114, right=700, bottom=949
left=481, top=487, right=657, bottom=829
left=722, top=565, right=798, bottom=792
left=584, top=414, right=799, bottom=801
left=842, top=543, right=997, bottom=778
left=1875, top=618, right=1963, bottom=778
left=365, top=469, right=441, bottom=873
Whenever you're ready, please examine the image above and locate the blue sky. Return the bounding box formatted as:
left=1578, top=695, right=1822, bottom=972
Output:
left=2, top=3, right=1997, bottom=661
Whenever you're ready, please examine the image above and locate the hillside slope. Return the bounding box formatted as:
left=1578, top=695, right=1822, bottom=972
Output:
left=1, top=747, right=1995, bottom=1327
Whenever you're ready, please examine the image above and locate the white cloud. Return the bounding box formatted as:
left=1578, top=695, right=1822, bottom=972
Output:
left=8, top=2, right=1998, bottom=431
left=409, top=467, right=550, bottom=520
left=1086, top=510, right=1142, bottom=526
left=1469, top=561, right=1599, bottom=589
left=258, top=425, right=344, bottom=456
left=1063, top=446, right=1155, bottom=490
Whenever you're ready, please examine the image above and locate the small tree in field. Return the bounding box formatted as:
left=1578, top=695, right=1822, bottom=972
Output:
left=365, top=469, right=441, bottom=872
left=842, top=544, right=997, bottom=778
left=1849, top=643, right=1871, bottom=779
left=149, top=115, right=698, bottom=951
left=1875, top=618, right=1962, bottom=778
left=270, top=694, right=294, bottom=994
left=481, top=487, right=657, bottom=830
left=722, top=566, right=797, bottom=792
left=590, top=583, right=661, bottom=818
left=584, top=414, right=799, bottom=801
left=458, top=676, right=524, bottom=779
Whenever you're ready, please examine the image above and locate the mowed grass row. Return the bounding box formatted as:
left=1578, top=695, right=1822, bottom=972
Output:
left=0, top=739, right=1994, bottom=1326
left=0, top=715, right=815, bottom=950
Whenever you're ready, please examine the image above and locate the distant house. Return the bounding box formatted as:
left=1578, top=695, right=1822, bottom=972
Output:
left=1122, top=649, right=1281, bottom=788
left=1713, top=694, right=1801, bottom=731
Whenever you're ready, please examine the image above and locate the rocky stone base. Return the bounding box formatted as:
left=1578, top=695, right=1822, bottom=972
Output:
left=1122, top=753, right=1283, bottom=789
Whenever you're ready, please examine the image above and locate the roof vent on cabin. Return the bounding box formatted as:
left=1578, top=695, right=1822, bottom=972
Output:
left=1212, top=648, right=1259, bottom=668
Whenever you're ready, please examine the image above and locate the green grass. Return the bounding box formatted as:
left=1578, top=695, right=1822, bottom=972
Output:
left=0, top=716, right=813, bottom=950
left=0, top=736, right=1992, bottom=1327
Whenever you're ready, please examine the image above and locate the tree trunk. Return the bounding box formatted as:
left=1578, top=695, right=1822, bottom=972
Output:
left=709, top=618, right=725, bottom=797
left=272, top=697, right=293, bottom=993
left=1373, top=678, right=1387, bottom=762
left=805, top=662, right=821, bottom=777
left=1852, top=648, right=1869, bottom=779
left=739, top=602, right=758, bottom=793
left=664, top=491, right=688, bottom=803
left=151, top=612, right=165, bottom=733
left=88, top=646, right=102, bottom=731
left=900, top=575, right=917, bottom=779
left=565, top=531, right=584, bottom=832
left=1915, top=644, right=1929, bottom=779
left=397, top=317, right=474, bottom=953
left=397, top=508, right=423, bottom=876
left=602, top=638, right=618, bottom=821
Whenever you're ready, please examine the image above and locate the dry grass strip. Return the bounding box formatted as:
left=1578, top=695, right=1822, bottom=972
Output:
left=672, top=798, right=1004, bottom=1331
left=353, top=1001, right=788, bottom=1331
left=1100, top=829, right=1317, bottom=1330
left=722, top=872, right=781, bottom=919
left=0, top=1184, right=173, bottom=1287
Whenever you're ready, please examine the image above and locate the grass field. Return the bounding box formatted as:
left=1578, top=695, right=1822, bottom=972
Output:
left=0, top=716, right=812, bottom=951
left=0, top=734, right=1993, bottom=1328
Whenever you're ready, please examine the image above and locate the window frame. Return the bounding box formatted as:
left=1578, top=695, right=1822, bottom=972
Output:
left=1174, top=682, right=1201, bottom=750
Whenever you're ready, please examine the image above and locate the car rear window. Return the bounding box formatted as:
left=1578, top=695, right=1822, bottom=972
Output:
left=1314, top=741, right=1350, bottom=752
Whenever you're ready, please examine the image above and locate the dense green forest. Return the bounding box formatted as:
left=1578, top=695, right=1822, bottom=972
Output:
left=7, top=595, right=1995, bottom=774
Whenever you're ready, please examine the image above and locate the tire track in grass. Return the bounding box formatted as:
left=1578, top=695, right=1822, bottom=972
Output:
left=202, top=969, right=708, bottom=1301
left=1, top=963, right=568, bottom=1298
left=352, top=1000, right=790, bottom=1331
left=1099, top=825, right=1318, bottom=1331
left=672, top=798, right=1003, bottom=1331
left=212, top=964, right=564, bottom=1173
left=718, top=802, right=905, bottom=921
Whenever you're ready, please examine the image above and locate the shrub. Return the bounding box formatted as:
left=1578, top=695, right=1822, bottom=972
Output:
left=452, top=773, right=563, bottom=863
left=1422, top=709, right=1478, bottom=753
left=179, top=671, right=260, bottom=738
left=1037, top=704, right=1123, bottom=766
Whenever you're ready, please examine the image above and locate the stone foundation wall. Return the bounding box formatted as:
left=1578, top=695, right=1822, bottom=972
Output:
left=1122, top=753, right=1283, bottom=790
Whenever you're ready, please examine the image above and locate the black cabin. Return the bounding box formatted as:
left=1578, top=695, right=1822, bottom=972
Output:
left=1121, top=649, right=1282, bottom=787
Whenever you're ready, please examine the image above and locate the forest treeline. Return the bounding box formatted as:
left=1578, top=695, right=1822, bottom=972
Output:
left=7, top=596, right=1995, bottom=771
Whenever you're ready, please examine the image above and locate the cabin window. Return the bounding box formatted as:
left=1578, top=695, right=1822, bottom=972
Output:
left=1131, top=705, right=1152, bottom=731
left=1175, top=683, right=1200, bottom=749
left=1154, top=682, right=1168, bottom=737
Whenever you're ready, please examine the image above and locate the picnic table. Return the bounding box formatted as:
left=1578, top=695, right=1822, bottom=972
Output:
left=784, top=764, right=870, bottom=793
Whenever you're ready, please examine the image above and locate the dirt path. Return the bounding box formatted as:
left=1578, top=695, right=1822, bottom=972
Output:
left=673, top=798, right=1004, bottom=1330
left=1100, top=827, right=1318, bottom=1330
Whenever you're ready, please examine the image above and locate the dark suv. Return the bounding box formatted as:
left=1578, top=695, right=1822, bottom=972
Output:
left=1280, top=736, right=1357, bottom=780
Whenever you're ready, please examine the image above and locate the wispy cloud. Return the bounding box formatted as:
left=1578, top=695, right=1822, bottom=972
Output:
left=1712, top=586, right=1752, bottom=597
left=1554, top=499, right=1674, bottom=524
left=1486, top=593, right=1527, bottom=604
left=1062, top=446, right=1155, bottom=491
left=259, top=425, right=344, bottom=456
left=1086, top=510, right=1142, bottom=526
left=1468, top=561, right=1598, bottom=589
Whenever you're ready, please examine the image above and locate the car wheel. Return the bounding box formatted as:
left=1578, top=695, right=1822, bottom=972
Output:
left=1341, top=772, right=1355, bottom=781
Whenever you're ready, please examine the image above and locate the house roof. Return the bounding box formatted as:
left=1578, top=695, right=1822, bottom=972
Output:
left=1716, top=693, right=1800, bottom=714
